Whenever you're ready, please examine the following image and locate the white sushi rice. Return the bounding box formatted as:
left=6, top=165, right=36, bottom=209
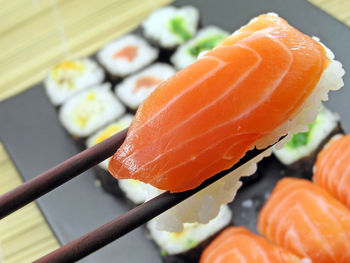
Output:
left=59, top=83, right=125, bottom=137
left=171, top=26, right=229, bottom=69
left=97, top=34, right=158, bottom=77
left=154, top=25, right=345, bottom=232
left=45, top=58, right=104, bottom=106
left=273, top=105, right=340, bottom=165
left=148, top=205, right=232, bottom=255
left=86, top=114, right=134, bottom=169
left=115, top=63, right=176, bottom=109
left=142, top=6, right=199, bottom=48
left=118, top=179, right=163, bottom=204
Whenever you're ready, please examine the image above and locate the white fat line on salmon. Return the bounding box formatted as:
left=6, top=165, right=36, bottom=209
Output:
left=313, top=193, right=350, bottom=248
left=283, top=226, right=305, bottom=257
left=296, top=204, right=336, bottom=260
left=203, top=235, right=240, bottom=263
left=216, top=249, right=246, bottom=263
left=249, top=237, right=270, bottom=263
left=263, top=188, right=300, bottom=238
left=327, top=146, right=350, bottom=188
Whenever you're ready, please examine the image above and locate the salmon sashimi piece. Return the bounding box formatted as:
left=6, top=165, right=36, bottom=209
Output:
left=258, top=178, right=350, bottom=263
left=313, top=135, right=350, bottom=209
left=113, top=45, right=138, bottom=61
left=109, top=13, right=330, bottom=193
left=200, top=226, right=304, bottom=263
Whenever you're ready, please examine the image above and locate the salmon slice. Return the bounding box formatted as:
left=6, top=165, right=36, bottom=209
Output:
left=200, top=226, right=303, bottom=263
left=109, top=13, right=329, bottom=193
left=314, top=135, right=350, bottom=209
left=113, top=45, right=138, bottom=61
left=258, top=178, right=350, bottom=263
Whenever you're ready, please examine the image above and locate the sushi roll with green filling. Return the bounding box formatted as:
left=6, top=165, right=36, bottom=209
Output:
left=171, top=26, right=229, bottom=69
left=115, top=63, right=176, bottom=110
left=142, top=6, right=199, bottom=49
left=118, top=179, right=163, bottom=205
left=147, top=205, right=232, bottom=263
left=273, top=105, right=342, bottom=175
left=59, top=83, right=125, bottom=137
left=97, top=34, right=158, bottom=78
left=45, top=58, right=104, bottom=106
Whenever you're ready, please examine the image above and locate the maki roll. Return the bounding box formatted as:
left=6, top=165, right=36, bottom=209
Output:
left=45, top=58, right=104, bottom=106
left=142, top=6, right=199, bottom=49
left=171, top=26, right=229, bottom=69
left=147, top=205, right=232, bottom=263
left=97, top=34, right=158, bottom=78
left=59, top=83, right=125, bottom=138
left=115, top=63, right=176, bottom=110
left=86, top=114, right=133, bottom=197
left=118, top=179, right=162, bottom=205
left=86, top=114, right=134, bottom=170
left=273, top=105, right=342, bottom=177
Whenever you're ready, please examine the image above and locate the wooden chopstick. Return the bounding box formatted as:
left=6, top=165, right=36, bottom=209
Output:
left=34, top=142, right=274, bottom=263
left=0, top=129, right=128, bottom=220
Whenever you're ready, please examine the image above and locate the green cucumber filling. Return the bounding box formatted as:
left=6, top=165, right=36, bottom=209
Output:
left=286, top=114, right=321, bottom=149
left=169, top=16, right=191, bottom=41
left=188, top=34, right=225, bottom=57
left=160, top=249, right=167, bottom=257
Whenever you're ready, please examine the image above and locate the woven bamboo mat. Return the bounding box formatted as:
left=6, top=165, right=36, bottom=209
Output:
left=0, top=0, right=349, bottom=262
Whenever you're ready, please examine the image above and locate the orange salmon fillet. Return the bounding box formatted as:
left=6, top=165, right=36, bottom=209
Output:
left=200, top=226, right=302, bottom=263
left=258, top=178, right=350, bottom=263
left=314, top=134, right=350, bottom=210
left=109, top=14, right=329, bottom=192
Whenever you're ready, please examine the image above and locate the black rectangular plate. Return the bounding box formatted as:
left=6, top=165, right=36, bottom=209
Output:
left=0, top=0, right=349, bottom=262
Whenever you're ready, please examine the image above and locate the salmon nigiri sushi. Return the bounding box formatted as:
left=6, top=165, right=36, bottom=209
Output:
left=313, top=134, right=350, bottom=209
left=200, top=226, right=306, bottom=263
left=258, top=178, right=350, bottom=263
left=109, top=13, right=344, bottom=231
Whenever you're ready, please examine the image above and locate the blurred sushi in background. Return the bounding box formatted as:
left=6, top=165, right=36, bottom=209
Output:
left=59, top=83, right=125, bottom=137
left=147, top=205, right=232, bottom=262
left=86, top=114, right=133, bottom=197
left=97, top=34, right=158, bottom=78
left=45, top=58, right=104, bottom=106
left=115, top=63, right=176, bottom=110
left=142, top=6, right=199, bottom=49
left=86, top=114, right=134, bottom=169
left=171, top=26, right=229, bottom=69
left=273, top=105, right=342, bottom=176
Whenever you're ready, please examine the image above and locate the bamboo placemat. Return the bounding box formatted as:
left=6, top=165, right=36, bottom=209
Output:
left=0, top=0, right=349, bottom=262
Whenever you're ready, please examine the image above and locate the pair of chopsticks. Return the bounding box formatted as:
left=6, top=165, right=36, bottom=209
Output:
left=0, top=128, right=281, bottom=262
